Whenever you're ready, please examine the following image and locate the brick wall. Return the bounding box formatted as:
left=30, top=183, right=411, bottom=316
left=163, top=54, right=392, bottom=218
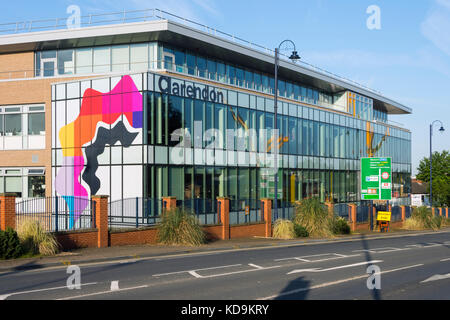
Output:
left=230, top=223, right=266, bottom=239
left=55, top=230, right=98, bottom=250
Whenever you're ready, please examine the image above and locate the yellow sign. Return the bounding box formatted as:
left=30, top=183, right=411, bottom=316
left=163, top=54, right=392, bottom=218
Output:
left=377, top=211, right=391, bottom=222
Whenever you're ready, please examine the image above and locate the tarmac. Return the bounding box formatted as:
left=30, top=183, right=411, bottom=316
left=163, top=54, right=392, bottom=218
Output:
left=0, top=227, right=445, bottom=273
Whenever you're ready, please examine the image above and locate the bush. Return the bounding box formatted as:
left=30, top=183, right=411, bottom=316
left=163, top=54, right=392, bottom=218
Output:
left=293, top=223, right=309, bottom=238
left=0, top=228, right=24, bottom=260
left=293, top=198, right=333, bottom=237
left=331, top=217, right=351, bottom=235
left=17, top=220, right=59, bottom=256
left=404, top=206, right=443, bottom=231
left=273, top=219, right=296, bottom=239
left=157, top=208, right=206, bottom=246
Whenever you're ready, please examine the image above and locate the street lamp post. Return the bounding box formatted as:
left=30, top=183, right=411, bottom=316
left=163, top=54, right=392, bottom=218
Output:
left=273, top=40, right=300, bottom=220
left=429, top=120, right=445, bottom=207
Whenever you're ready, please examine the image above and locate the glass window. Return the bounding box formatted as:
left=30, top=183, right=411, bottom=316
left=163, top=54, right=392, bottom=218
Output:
left=254, top=73, right=262, bottom=91
left=168, top=96, right=183, bottom=147
left=207, top=59, right=216, bottom=80
left=174, top=49, right=186, bottom=73
left=186, top=53, right=196, bottom=75
left=130, top=43, right=149, bottom=71
left=28, top=113, right=45, bottom=135
left=197, top=56, right=206, bottom=78
left=76, top=48, right=93, bottom=74
left=226, top=65, right=235, bottom=85
left=236, top=68, right=244, bottom=87
left=286, top=82, right=293, bottom=99
left=5, top=176, right=22, bottom=197
left=5, top=114, right=21, bottom=136
left=262, top=75, right=269, bottom=93
left=57, top=50, right=74, bottom=75
left=42, top=51, right=56, bottom=59
left=294, top=85, right=300, bottom=101
left=217, top=62, right=226, bottom=83
left=269, top=77, right=275, bottom=95
left=112, top=45, right=130, bottom=72
left=43, top=61, right=55, bottom=77
left=35, top=52, right=41, bottom=77
left=278, top=80, right=286, bottom=97
left=93, top=47, right=111, bottom=73
left=28, top=175, right=45, bottom=198
left=301, top=87, right=307, bottom=102
left=0, top=114, right=3, bottom=136
left=245, top=70, right=253, bottom=89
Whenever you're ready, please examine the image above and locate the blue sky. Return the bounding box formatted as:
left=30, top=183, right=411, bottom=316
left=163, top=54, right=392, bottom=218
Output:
left=3, top=0, right=449, bottom=174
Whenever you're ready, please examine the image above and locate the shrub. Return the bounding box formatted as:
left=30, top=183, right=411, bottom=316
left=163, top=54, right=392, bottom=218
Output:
left=0, top=228, right=24, bottom=260
left=157, top=208, right=206, bottom=246
left=293, top=223, right=309, bottom=238
left=17, top=220, right=59, bottom=256
left=273, top=219, right=296, bottom=239
left=331, top=217, right=351, bottom=235
left=293, top=198, right=333, bottom=237
left=403, top=206, right=443, bottom=231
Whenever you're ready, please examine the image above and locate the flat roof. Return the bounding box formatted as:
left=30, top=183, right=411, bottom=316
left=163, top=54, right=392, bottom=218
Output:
left=0, top=19, right=412, bottom=115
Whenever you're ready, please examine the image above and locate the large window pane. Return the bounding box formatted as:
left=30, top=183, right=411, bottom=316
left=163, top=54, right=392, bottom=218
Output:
left=93, top=47, right=111, bottom=73
left=207, top=59, right=216, bottom=80
left=226, top=65, right=235, bottom=85
left=5, top=114, right=21, bottom=136
left=76, top=48, right=93, bottom=74
left=28, top=175, right=45, bottom=198
left=197, top=57, right=206, bottom=78
left=0, top=114, right=3, bottom=136
left=236, top=68, right=244, bottom=87
left=174, top=49, right=186, bottom=73
left=112, top=45, right=129, bottom=72
left=130, top=43, right=149, bottom=71
left=5, top=176, right=22, bottom=197
left=28, top=113, right=45, bottom=135
left=187, top=53, right=196, bottom=75
left=58, top=50, right=74, bottom=75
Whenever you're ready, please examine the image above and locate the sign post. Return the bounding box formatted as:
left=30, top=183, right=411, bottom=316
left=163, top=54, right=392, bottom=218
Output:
left=361, top=157, right=392, bottom=201
left=361, top=158, right=392, bottom=231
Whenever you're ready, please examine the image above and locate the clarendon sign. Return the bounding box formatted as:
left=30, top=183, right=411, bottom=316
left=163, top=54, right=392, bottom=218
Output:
left=158, top=75, right=225, bottom=104
left=361, top=157, right=392, bottom=200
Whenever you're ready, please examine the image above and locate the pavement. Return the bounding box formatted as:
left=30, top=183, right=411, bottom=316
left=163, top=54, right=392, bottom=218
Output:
left=0, top=228, right=450, bottom=301
left=0, top=227, right=447, bottom=273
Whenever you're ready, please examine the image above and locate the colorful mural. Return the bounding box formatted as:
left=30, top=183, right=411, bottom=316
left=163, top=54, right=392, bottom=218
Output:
left=54, top=76, right=143, bottom=228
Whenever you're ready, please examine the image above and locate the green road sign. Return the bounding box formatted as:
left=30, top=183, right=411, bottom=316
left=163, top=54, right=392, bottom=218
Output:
left=361, top=157, right=392, bottom=200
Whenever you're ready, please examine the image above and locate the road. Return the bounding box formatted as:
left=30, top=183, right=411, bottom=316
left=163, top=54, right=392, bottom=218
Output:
left=0, top=231, right=449, bottom=301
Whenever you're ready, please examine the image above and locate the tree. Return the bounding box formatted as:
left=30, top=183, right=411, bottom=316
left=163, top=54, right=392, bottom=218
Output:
left=416, top=150, right=450, bottom=206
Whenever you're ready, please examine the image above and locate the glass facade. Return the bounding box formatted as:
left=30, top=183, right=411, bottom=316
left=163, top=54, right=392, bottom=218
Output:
left=52, top=72, right=411, bottom=221
left=38, top=42, right=392, bottom=123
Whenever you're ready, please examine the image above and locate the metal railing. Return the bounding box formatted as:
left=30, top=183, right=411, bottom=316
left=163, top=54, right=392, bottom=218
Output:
left=15, top=196, right=95, bottom=232
left=0, top=8, right=383, bottom=95
left=108, top=197, right=162, bottom=228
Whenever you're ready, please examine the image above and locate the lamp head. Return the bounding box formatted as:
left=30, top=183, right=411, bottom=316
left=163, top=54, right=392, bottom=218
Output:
left=439, top=126, right=445, bottom=132
left=289, top=51, right=301, bottom=61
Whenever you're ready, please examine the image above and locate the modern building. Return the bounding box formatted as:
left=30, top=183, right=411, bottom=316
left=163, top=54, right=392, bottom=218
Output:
left=0, top=9, right=412, bottom=224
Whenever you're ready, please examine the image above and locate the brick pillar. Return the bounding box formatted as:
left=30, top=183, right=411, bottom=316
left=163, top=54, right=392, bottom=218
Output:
left=348, top=204, right=357, bottom=232
left=388, top=204, right=392, bottom=213
left=439, top=208, right=443, bottom=217
left=372, top=205, right=377, bottom=231
left=400, top=206, right=406, bottom=221
left=162, top=197, right=177, bottom=213
left=446, top=208, right=449, bottom=219
left=217, top=198, right=230, bottom=240
left=0, top=194, right=16, bottom=231
left=325, top=202, right=334, bottom=218
left=261, top=199, right=273, bottom=238
left=92, top=195, right=109, bottom=248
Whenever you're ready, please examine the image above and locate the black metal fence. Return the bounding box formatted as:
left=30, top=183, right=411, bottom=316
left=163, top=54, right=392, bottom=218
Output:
left=334, top=204, right=349, bottom=220
left=108, top=198, right=162, bottom=228
left=391, top=206, right=402, bottom=222
left=15, top=197, right=95, bottom=232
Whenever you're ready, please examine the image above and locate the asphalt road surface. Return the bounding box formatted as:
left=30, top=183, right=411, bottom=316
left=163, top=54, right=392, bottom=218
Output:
left=1, top=230, right=449, bottom=300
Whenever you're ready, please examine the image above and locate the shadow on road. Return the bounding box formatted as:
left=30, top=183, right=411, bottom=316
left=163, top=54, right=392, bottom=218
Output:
left=360, top=234, right=381, bottom=300
left=274, top=276, right=310, bottom=300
